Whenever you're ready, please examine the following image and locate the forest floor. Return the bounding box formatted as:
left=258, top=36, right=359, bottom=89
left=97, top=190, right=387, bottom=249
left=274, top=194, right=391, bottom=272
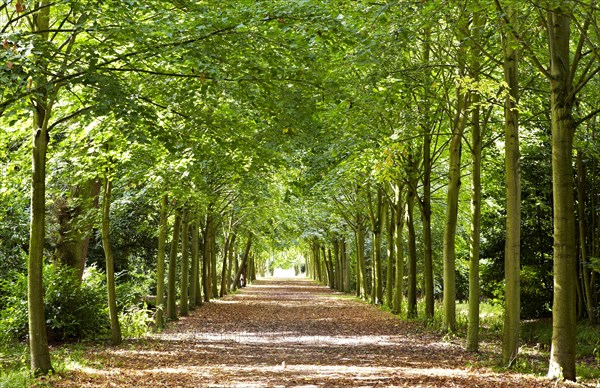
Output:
left=50, top=278, right=585, bottom=387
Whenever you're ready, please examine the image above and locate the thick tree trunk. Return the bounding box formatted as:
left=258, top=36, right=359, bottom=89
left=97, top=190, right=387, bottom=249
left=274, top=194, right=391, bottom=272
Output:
left=167, top=212, right=181, bottom=321
left=101, top=179, right=122, bottom=345
left=179, top=209, right=190, bottom=316
left=155, top=194, right=168, bottom=329
left=547, top=8, right=577, bottom=382
left=54, top=180, right=101, bottom=281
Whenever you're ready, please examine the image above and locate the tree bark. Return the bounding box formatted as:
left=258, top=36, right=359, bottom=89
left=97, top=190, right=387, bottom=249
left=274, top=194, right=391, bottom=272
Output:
left=467, top=9, right=484, bottom=353
left=393, top=182, right=405, bottom=315
left=386, top=204, right=395, bottom=309
left=577, top=151, right=596, bottom=323
left=547, top=8, right=577, bottom=381
left=420, top=27, right=435, bottom=320
left=101, top=179, right=122, bottom=345
left=179, top=209, right=190, bottom=316
left=27, top=1, right=53, bottom=375
left=500, top=4, right=521, bottom=366
left=167, top=212, right=181, bottom=321
left=407, top=178, right=418, bottom=318
left=233, top=233, right=253, bottom=290
left=155, top=194, right=168, bottom=329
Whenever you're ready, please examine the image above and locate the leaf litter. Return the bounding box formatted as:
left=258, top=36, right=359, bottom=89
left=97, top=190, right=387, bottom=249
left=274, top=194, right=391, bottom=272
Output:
left=50, top=279, right=581, bottom=387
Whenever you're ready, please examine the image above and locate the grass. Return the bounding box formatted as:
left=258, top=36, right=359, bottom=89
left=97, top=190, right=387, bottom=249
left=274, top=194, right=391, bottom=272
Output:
left=0, top=342, right=93, bottom=388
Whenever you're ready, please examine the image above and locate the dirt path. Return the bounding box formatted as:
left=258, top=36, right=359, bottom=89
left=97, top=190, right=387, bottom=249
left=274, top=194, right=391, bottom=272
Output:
left=53, top=278, right=555, bottom=387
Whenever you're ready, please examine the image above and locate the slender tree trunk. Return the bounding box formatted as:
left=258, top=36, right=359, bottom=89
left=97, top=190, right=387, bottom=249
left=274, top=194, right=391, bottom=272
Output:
left=577, top=151, right=596, bottom=323
left=226, top=233, right=236, bottom=293
left=202, top=214, right=211, bottom=302
left=233, top=233, right=253, bottom=290
left=367, top=188, right=384, bottom=304
left=101, top=179, right=122, bottom=345
left=443, top=21, right=469, bottom=330
left=407, top=178, right=418, bottom=318
left=190, top=220, right=200, bottom=310
left=547, top=8, right=577, bottom=381
left=220, top=232, right=230, bottom=297
left=421, top=27, right=435, bottom=320
left=501, top=4, right=521, bottom=367
left=195, top=223, right=203, bottom=306
left=467, top=10, right=483, bottom=353
left=386, top=203, right=395, bottom=309
left=210, top=220, right=218, bottom=298
left=167, top=212, right=181, bottom=321
left=155, top=194, right=168, bottom=329
left=393, top=182, right=405, bottom=315
left=356, top=215, right=367, bottom=299
left=27, top=1, right=53, bottom=375
left=28, top=95, right=53, bottom=376
left=179, top=209, right=190, bottom=316
left=342, top=238, right=350, bottom=293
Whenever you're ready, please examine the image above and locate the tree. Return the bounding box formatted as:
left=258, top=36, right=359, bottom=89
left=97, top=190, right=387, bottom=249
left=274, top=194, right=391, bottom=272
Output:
left=100, top=179, right=122, bottom=346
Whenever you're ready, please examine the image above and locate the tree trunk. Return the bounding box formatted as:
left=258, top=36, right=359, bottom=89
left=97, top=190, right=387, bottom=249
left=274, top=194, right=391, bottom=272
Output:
left=210, top=219, right=218, bottom=298
left=226, top=233, right=236, bottom=293
left=577, top=151, right=596, bottom=323
left=54, top=180, right=101, bottom=281
left=500, top=4, right=521, bottom=367
left=420, top=27, right=435, bottom=321
left=386, top=203, right=395, bottom=309
left=467, top=10, right=483, bottom=353
left=393, top=182, right=405, bottom=315
left=179, top=209, right=190, bottom=316
left=233, top=232, right=253, bottom=290
left=342, top=238, right=350, bottom=293
left=27, top=2, right=53, bottom=375
left=367, top=187, right=384, bottom=304
left=101, top=179, right=122, bottom=345
left=547, top=8, right=577, bottom=381
left=356, top=215, right=367, bottom=299
left=167, top=212, right=181, bottom=321
left=202, top=214, right=211, bottom=302
left=194, top=222, right=203, bottom=307
left=190, top=220, right=200, bottom=309
left=407, top=173, right=418, bottom=318
left=155, top=194, right=168, bottom=329
left=28, top=92, right=53, bottom=376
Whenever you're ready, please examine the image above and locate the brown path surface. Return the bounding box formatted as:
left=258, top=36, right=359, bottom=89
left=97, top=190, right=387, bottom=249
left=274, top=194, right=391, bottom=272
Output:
left=53, top=278, right=555, bottom=387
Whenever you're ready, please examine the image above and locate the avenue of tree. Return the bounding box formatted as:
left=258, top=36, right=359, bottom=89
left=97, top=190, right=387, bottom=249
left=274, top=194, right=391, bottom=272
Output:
left=1, top=0, right=599, bottom=383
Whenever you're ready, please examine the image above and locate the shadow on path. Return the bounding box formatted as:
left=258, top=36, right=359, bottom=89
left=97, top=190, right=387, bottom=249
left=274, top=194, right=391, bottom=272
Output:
left=54, top=278, right=554, bottom=387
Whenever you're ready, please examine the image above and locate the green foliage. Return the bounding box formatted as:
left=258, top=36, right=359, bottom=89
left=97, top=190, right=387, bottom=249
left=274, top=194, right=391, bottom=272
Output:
left=0, top=263, right=109, bottom=345
left=119, top=304, right=153, bottom=339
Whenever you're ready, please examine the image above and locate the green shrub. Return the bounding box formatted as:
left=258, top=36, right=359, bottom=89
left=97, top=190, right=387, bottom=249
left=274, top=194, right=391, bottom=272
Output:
left=0, top=263, right=110, bottom=345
